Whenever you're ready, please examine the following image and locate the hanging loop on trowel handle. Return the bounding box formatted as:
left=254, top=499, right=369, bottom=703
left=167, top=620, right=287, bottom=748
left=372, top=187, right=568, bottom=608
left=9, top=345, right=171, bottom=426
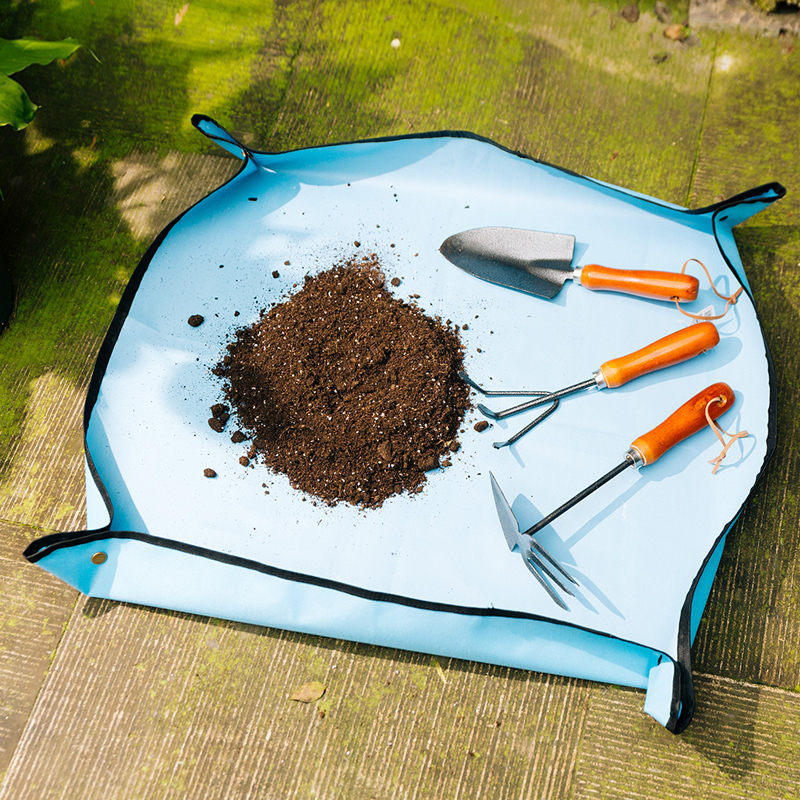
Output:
left=491, top=382, right=736, bottom=609
left=673, top=259, right=744, bottom=321
left=466, top=321, right=720, bottom=447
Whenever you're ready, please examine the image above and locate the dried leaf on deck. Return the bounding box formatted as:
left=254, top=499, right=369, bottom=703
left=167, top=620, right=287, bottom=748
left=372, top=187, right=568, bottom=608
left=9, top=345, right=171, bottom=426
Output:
left=664, top=23, right=689, bottom=41
left=175, top=4, right=190, bottom=26
left=291, top=680, right=326, bottom=703
left=432, top=657, right=448, bottom=685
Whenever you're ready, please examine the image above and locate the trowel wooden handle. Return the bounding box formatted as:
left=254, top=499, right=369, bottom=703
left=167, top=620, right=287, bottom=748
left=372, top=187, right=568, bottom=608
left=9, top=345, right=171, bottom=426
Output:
left=579, top=264, right=699, bottom=302
left=629, top=382, right=735, bottom=466
left=597, top=322, right=719, bottom=389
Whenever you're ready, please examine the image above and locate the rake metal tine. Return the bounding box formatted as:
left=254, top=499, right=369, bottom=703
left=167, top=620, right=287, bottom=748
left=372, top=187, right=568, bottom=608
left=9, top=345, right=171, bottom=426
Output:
left=523, top=553, right=570, bottom=611
left=479, top=378, right=597, bottom=420
left=492, top=399, right=560, bottom=449
left=525, top=551, right=575, bottom=599
left=458, top=371, right=553, bottom=398
left=529, top=537, right=580, bottom=587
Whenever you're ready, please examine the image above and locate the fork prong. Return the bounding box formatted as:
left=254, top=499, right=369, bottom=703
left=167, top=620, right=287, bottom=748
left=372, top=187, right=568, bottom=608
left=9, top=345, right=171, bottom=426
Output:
left=490, top=472, right=576, bottom=610
left=529, top=538, right=580, bottom=587
left=523, top=554, right=570, bottom=610
left=525, top=550, right=576, bottom=598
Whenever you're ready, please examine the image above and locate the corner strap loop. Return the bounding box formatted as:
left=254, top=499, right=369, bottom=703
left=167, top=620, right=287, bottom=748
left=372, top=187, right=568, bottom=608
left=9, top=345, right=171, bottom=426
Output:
left=192, top=114, right=254, bottom=162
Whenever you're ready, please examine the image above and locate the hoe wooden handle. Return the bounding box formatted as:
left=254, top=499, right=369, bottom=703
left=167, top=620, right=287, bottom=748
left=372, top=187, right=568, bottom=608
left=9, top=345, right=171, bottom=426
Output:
left=579, top=264, right=699, bottom=302
left=629, top=382, right=735, bottom=466
left=597, top=322, right=719, bottom=389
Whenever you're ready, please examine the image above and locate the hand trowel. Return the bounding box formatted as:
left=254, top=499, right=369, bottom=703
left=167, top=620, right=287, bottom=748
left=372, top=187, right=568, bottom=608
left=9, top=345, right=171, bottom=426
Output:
left=440, top=227, right=699, bottom=303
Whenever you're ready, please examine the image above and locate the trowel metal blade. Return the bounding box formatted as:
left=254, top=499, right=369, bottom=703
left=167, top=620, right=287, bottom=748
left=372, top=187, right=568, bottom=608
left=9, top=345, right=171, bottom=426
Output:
left=490, top=472, right=524, bottom=552
left=440, top=227, right=576, bottom=300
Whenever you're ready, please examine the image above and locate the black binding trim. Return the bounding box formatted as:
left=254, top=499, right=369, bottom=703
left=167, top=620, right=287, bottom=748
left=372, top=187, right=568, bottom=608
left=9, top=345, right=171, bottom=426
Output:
left=20, top=526, right=677, bottom=670
left=669, top=318, right=779, bottom=733
left=25, top=116, right=782, bottom=733
left=195, top=115, right=786, bottom=223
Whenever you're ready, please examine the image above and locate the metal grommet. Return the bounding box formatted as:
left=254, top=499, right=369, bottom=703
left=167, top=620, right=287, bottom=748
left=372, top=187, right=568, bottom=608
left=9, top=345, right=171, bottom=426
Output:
left=91, top=551, right=107, bottom=565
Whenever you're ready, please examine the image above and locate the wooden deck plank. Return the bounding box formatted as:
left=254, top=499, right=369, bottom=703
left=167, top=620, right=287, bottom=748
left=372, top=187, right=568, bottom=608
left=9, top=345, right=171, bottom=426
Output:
left=263, top=0, right=714, bottom=207
left=687, top=28, right=800, bottom=690
left=572, top=674, right=800, bottom=799
left=0, top=599, right=591, bottom=800
left=0, top=533, right=77, bottom=780
left=0, top=372, right=87, bottom=538
left=688, top=30, right=800, bottom=223
left=691, top=225, right=800, bottom=690
left=16, top=0, right=317, bottom=155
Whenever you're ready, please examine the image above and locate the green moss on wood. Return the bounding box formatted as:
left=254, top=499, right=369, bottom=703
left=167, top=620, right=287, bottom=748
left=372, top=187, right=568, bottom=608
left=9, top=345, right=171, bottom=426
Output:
left=16, top=0, right=306, bottom=153
left=0, top=132, right=141, bottom=472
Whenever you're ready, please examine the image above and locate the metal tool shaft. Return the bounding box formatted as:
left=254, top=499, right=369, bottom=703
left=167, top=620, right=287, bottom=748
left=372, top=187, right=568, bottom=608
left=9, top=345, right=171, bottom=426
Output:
left=458, top=371, right=550, bottom=398
left=479, top=378, right=597, bottom=420
left=522, top=457, right=634, bottom=537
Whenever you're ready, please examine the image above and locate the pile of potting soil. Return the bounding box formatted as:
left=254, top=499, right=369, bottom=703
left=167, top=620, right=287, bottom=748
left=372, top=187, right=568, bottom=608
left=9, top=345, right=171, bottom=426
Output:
left=209, top=254, right=470, bottom=507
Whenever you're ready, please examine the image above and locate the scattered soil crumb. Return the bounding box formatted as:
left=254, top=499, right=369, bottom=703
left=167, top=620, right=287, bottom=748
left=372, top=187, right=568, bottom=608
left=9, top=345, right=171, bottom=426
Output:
left=474, top=420, right=489, bottom=432
left=212, top=255, right=470, bottom=507
left=188, top=314, right=204, bottom=327
left=203, top=468, right=217, bottom=478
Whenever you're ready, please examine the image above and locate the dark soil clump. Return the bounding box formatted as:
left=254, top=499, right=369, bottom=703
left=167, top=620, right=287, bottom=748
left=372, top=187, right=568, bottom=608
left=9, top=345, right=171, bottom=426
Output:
left=212, top=256, right=470, bottom=507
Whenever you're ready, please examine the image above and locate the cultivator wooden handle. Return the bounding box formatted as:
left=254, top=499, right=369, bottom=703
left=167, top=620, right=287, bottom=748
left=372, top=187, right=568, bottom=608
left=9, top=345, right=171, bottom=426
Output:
left=628, top=382, right=735, bottom=466
left=475, top=322, right=721, bottom=448
left=596, top=322, right=720, bottom=389
left=579, top=264, right=699, bottom=302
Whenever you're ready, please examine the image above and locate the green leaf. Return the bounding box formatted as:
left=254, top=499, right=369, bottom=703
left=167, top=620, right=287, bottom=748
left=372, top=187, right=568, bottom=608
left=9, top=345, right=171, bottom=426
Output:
left=0, top=73, right=37, bottom=130
left=0, top=37, right=80, bottom=77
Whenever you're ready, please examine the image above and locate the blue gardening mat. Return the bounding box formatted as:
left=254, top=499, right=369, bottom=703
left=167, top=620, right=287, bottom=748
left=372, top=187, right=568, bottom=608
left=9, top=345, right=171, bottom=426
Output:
left=25, top=116, right=783, bottom=733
